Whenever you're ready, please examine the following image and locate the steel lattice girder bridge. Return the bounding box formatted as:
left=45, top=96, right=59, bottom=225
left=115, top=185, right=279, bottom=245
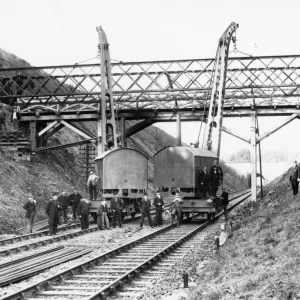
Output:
left=1, top=54, right=300, bottom=120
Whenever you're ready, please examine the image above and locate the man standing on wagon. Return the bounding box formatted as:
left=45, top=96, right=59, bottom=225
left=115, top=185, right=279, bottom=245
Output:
left=87, top=171, right=99, bottom=201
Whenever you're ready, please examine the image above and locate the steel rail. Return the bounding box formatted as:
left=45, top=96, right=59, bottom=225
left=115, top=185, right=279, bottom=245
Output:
left=0, top=204, right=173, bottom=254
left=0, top=190, right=250, bottom=300
left=0, top=248, right=91, bottom=288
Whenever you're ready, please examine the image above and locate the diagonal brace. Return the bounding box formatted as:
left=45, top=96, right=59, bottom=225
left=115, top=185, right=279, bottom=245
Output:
left=222, top=125, right=250, bottom=144
left=38, top=121, right=59, bottom=137
left=257, top=113, right=299, bottom=144
left=60, top=120, right=94, bottom=140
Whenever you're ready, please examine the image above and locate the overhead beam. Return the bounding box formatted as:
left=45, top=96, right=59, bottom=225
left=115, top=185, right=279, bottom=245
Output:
left=257, top=113, right=299, bottom=144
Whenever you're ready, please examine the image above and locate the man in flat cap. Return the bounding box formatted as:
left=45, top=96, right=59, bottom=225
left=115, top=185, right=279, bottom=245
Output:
left=140, top=191, right=153, bottom=228
left=153, top=189, right=164, bottom=226
left=87, top=171, right=100, bottom=201
left=46, top=192, right=61, bottom=235
left=23, top=197, right=36, bottom=234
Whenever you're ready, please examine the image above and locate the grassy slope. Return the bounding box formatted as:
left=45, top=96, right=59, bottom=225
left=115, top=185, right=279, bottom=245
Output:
left=190, top=167, right=300, bottom=300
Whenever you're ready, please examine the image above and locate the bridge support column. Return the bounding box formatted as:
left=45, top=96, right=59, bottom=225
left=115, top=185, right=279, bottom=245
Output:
left=176, top=113, right=181, bottom=146
left=250, top=113, right=257, bottom=201
left=121, top=117, right=127, bottom=147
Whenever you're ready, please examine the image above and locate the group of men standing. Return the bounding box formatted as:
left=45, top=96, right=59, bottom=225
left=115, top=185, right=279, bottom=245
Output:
left=199, top=164, right=224, bottom=198
left=44, top=189, right=91, bottom=235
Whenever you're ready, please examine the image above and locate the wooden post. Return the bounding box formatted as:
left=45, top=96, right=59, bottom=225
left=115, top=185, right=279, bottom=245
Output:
left=250, top=113, right=257, bottom=201
left=86, top=145, right=89, bottom=184
left=176, top=112, right=181, bottom=146
left=29, top=121, right=37, bottom=150
left=256, top=117, right=264, bottom=199
left=121, top=117, right=126, bottom=147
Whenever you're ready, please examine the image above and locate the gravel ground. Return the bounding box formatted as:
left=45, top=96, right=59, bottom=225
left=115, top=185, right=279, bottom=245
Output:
left=0, top=215, right=172, bottom=298
left=129, top=197, right=253, bottom=300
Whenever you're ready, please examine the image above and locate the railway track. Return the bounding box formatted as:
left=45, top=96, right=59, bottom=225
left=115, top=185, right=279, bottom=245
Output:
left=0, top=190, right=251, bottom=300
left=0, top=204, right=173, bottom=256
left=0, top=190, right=248, bottom=255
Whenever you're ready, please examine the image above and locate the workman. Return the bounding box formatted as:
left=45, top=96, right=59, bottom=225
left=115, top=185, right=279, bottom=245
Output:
left=23, top=197, right=36, bottom=234
left=46, top=192, right=61, bottom=236
left=10, top=107, right=21, bottom=130
left=58, top=191, right=69, bottom=224
left=210, top=164, right=222, bottom=197
left=68, top=188, right=82, bottom=219
left=77, top=198, right=91, bottom=230
left=200, top=166, right=210, bottom=198
left=221, top=188, right=229, bottom=220
left=290, top=161, right=300, bottom=195
left=171, top=190, right=183, bottom=227
left=87, top=170, right=99, bottom=201
left=140, top=192, right=153, bottom=228
left=153, top=189, right=164, bottom=226
left=97, top=198, right=111, bottom=230
left=111, top=191, right=123, bottom=228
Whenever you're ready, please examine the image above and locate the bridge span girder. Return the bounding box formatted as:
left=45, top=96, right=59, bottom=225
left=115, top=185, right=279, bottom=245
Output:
left=1, top=54, right=300, bottom=113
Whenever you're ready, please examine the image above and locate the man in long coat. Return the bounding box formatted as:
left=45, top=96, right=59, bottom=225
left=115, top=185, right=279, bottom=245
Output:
left=111, top=192, right=123, bottom=228
left=46, top=193, right=61, bottom=235
left=68, top=188, right=82, bottom=219
left=140, top=192, right=153, bottom=228
left=58, top=191, right=68, bottom=223
left=200, top=166, right=210, bottom=198
left=78, top=198, right=91, bottom=230
left=153, top=190, right=164, bottom=226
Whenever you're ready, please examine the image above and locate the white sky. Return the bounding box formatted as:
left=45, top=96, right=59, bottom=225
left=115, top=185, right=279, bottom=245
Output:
left=1, top=0, right=300, bottom=163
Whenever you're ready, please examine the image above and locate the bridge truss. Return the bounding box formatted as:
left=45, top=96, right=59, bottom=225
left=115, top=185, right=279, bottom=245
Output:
left=0, top=54, right=300, bottom=118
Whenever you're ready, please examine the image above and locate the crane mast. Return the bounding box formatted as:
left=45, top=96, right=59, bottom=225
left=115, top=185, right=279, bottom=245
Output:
left=202, top=22, right=239, bottom=157
left=96, top=26, right=118, bottom=155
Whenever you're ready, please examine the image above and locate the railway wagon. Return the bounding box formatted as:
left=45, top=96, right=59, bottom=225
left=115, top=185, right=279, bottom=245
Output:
left=154, top=146, right=222, bottom=219
left=90, top=148, right=149, bottom=220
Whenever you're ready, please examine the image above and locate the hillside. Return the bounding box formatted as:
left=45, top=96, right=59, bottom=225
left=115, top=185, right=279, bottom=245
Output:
left=228, top=148, right=295, bottom=163
left=188, top=166, right=300, bottom=300
left=0, top=48, right=246, bottom=234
